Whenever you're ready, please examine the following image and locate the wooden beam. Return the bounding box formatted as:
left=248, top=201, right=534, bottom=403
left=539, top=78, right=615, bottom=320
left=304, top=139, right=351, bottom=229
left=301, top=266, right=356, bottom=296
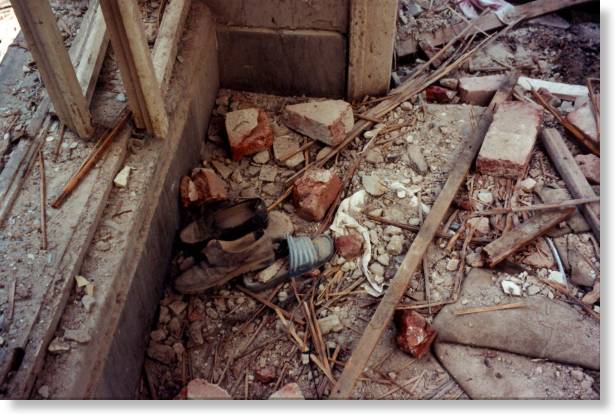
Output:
left=329, top=74, right=518, bottom=399
left=10, top=0, right=94, bottom=138
left=541, top=128, right=600, bottom=239
left=396, top=0, right=594, bottom=57
left=347, top=0, right=398, bottom=99
left=483, top=208, right=575, bottom=267
left=99, top=0, right=169, bottom=138
left=152, top=0, right=191, bottom=92
left=69, top=0, right=109, bottom=105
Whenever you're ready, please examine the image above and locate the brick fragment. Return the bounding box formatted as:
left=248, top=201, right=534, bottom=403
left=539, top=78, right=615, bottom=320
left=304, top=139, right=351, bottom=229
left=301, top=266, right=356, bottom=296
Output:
left=476, top=102, right=543, bottom=178
left=269, top=383, right=304, bottom=400
left=180, top=168, right=227, bottom=207
left=425, top=85, right=456, bottom=103
left=458, top=74, right=506, bottom=106
left=292, top=169, right=342, bottom=221
left=334, top=233, right=363, bottom=259
left=566, top=102, right=598, bottom=145
left=186, top=379, right=231, bottom=399
left=394, top=310, right=437, bottom=359
left=225, top=108, right=273, bottom=161
left=574, top=154, right=600, bottom=184
left=283, top=100, right=354, bottom=146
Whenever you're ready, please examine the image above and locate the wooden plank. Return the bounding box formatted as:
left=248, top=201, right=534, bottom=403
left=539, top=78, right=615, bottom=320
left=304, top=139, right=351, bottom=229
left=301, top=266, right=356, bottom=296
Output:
left=329, top=74, right=518, bottom=399
left=483, top=208, right=575, bottom=267
left=10, top=0, right=93, bottom=138
left=99, top=0, right=169, bottom=138
left=152, top=0, right=191, bottom=92
left=69, top=0, right=109, bottom=105
left=347, top=0, right=398, bottom=99
left=541, top=128, right=600, bottom=239
left=396, top=0, right=594, bottom=57
left=0, top=1, right=108, bottom=226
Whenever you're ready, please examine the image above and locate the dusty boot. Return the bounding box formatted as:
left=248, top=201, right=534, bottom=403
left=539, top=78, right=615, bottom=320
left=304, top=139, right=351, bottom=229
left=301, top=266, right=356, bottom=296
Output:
left=174, top=231, right=275, bottom=294
left=179, top=198, right=268, bottom=245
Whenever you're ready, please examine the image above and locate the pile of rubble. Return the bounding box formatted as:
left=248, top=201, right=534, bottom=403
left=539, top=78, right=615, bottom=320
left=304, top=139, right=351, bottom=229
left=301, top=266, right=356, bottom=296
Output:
left=139, top=1, right=599, bottom=401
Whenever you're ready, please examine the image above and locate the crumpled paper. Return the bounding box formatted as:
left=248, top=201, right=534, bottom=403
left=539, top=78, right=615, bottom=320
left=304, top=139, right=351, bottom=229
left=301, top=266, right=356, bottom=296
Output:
left=330, top=190, right=383, bottom=296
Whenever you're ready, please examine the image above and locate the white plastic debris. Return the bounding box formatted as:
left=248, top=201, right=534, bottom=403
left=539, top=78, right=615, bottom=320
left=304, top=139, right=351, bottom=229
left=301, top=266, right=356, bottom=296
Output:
left=501, top=280, right=522, bottom=296
left=330, top=190, right=383, bottom=296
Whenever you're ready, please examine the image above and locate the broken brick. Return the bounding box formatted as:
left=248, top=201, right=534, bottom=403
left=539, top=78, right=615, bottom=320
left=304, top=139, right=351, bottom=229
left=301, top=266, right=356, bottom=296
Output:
left=269, top=383, right=304, bottom=400
left=292, top=169, right=342, bottom=221
left=225, top=108, right=273, bottom=161
left=458, top=74, right=506, bottom=106
left=574, top=154, right=600, bottom=184
left=255, top=367, right=277, bottom=384
left=180, top=168, right=227, bottom=207
left=283, top=100, right=354, bottom=146
left=186, top=379, right=231, bottom=399
left=394, top=310, right=437, bottom=359
left=334, top=233, right=363, bottom=259
left=567, top=103, right=599, bottom=145
left=425, top=85, right=456, bottom=103
left=476, top=101, right=543, bottom=178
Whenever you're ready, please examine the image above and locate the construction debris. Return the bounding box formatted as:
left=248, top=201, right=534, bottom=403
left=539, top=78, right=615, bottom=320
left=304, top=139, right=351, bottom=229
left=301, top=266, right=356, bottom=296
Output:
left=477, top=101, right=543, bottom=178
left=292, top=168, right=342, bottom=221
left=394, top=310, right=437, bottom=359
left=283, top=100, right=354, bottom=146
left=225, top=108, right=274, bottom=161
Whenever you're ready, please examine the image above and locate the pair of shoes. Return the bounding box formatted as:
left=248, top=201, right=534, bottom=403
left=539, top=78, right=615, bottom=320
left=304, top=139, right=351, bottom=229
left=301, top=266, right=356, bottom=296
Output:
left=174, top=198, right=334, bottom=294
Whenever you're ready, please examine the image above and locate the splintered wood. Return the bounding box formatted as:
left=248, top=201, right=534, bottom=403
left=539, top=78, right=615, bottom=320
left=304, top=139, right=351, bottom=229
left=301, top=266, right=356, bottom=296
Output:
left=483, top=208, right=575, bottom=267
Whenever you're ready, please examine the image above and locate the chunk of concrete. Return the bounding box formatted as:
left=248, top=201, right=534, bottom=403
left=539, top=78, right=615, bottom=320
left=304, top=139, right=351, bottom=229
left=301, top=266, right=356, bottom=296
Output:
left=476, top=101, right=542, bottom=178
left=225, top=108, right=273, bottom=160
left=566, top=102, right=598, bottom=145
left=272, top=135, right=305, bottom=168
left=458, top=74, right=506, bottom=106
left=283, top=100, right=354, bottom=146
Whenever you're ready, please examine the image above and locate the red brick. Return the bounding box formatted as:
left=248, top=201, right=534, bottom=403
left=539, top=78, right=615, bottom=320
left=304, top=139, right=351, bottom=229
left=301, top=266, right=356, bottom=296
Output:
left=458, top=74, right=506, bottom=106
left=225, top=108, right=273, bottom=161
left=186, top=379, right=231, bottom=399
left=394, top=310, right=437, bottom=359
left=334, top=233, right=363, bottom=259
left=575, top=154, right=600, bottom=184
left=477, top=102, right=543, bottom=178
left=567, top=102, right=598, bottom=145
left=425, top=85, right=456, bottom=103
left=269, top=383, right=304, bottom=400
left=255, top=367, right=277, bottom=384
left=283, top=100, right=354, bottom=146
left=180, top=168, right=227, bottom=207
left=292, top=169, right=342, bottom=222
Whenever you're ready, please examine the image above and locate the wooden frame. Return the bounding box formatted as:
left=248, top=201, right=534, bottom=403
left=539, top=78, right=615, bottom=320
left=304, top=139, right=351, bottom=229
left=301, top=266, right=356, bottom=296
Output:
left=10, top=0, right=94, bottom=138
left=99, top=0, right=169, bottom=138
left=11, top=0, right=173, bottom=139
left=347, top=0, right=398, bottom=100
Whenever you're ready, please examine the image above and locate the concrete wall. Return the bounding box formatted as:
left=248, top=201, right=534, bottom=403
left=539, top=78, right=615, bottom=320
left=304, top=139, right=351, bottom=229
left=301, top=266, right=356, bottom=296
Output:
left=203, top=0, right=350, bottom=97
